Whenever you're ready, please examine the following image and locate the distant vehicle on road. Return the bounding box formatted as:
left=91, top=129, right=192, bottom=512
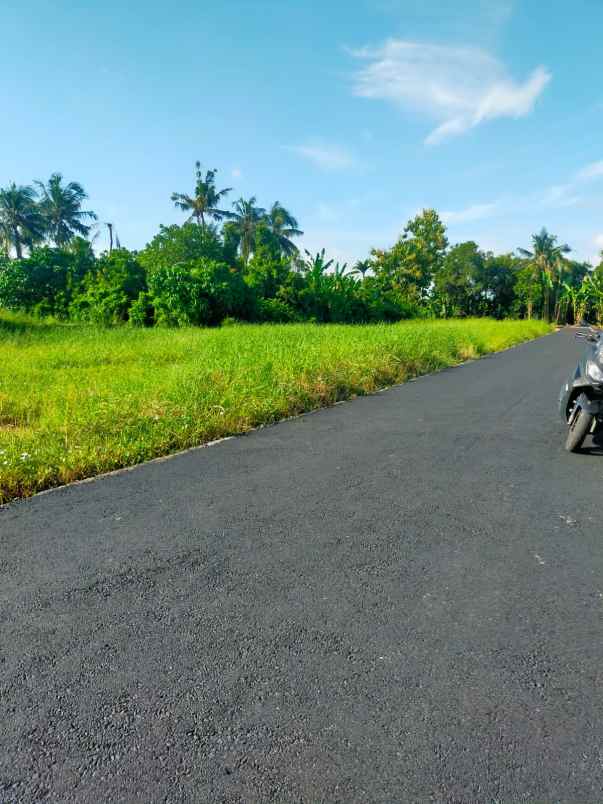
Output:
left=559, top=323, right=603, bottom=451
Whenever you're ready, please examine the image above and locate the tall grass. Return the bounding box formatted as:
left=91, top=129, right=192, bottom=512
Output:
left=0, top=314, right=550, bottom=503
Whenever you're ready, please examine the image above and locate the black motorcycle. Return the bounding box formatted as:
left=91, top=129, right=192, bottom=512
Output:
left=559, top=323, right=603, bottom=452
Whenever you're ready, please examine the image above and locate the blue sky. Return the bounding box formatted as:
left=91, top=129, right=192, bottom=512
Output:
left=2, top=0, right=602, bottom=263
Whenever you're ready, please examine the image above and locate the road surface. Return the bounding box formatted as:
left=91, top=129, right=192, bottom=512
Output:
left=1, top=329, right=602, bottom=803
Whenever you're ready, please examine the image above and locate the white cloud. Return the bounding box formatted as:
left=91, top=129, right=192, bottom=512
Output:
left=594, top=233, right=603, bottom=250
left=441, top=202, right=498, bottom=223
left=351, top=40, right=550, bottom=145
left=577, top=161, right=603, bottom=181
left=542, top=184, right=581, bottom=208
left=231, top=167, right=242, bottom=179
left=285, top=142, right=356, bottom=171
left=542, top=159, right=603, bottom=207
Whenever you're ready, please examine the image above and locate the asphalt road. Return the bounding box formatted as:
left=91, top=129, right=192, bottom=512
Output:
left=2, top=329, right=602, bottom=803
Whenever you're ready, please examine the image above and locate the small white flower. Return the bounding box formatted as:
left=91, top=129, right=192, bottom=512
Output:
left=20, top=452, right=30, bottom=461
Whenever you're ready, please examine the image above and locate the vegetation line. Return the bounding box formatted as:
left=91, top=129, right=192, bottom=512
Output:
left=0, top=317, right=550, bottom=504
left=1, top=163, right=602, bottom=326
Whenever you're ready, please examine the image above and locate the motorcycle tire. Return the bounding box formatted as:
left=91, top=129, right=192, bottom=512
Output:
left=565, top=395, right=594, bottom=452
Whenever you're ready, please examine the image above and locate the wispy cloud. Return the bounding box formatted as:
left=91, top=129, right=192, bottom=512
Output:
left=542, top=159, right=603, bottom=207
left=576, top=161, right=603, bottom=181
left=285, top=142, right=357, bottom=171
left=441, top=202, right=499, bottom=224
left=351, top=40, right=550, bottom=145
left=231, top=167, right=242, bottom=179
left=541, top=184, right=581, bottom=208
left=594, top=233, right=603, bottom=250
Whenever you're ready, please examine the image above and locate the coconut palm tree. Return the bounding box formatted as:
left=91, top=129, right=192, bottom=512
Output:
left=518, top=228, right=570, bottom=321
left=0, top=183, right=45, bottom=258
left=266, top=202, right=303, bottom=256
left=352, top=259, right=371, bottom=278
left=35, top=173, right=97, bottom=247
left=228, top=197, right=266, bottom=264
left=171, top=161, right=232, bottom=229
left=0, top=221, right=10, bottom=258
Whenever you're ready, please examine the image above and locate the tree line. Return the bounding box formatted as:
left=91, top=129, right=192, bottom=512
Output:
left=1, top=162, right=602, bottom=326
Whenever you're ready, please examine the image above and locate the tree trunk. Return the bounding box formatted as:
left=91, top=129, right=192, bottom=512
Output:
left=543, top=286, right=550, bottom=322
left=14, top=229, right=22, bottom=259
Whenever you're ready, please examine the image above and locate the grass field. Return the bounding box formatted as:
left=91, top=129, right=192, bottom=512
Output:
left=0, top=314, right=551, bottom=503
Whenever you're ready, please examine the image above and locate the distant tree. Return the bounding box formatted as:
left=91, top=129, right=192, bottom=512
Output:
left=35, top=173, right=97, bottom=247
left=139, top=222, right=224, bottom=274
left=301, top=249, right=334, bottom=291
left=352, top=259, right=371, bottom=278
left=435, top=241, right=483, bottom=317
left=518, top=228, right=570, bottom=321
left=228, top=197, right=266, bottom=264
left=265, top=202, right=303, bottom=256
left=0, top=183, right=45, bottom=258
left=477, top=253, right=520, bottom=318
left=372, top=209, right=448, bottom=303
left=171, top=161, right=232, bottom=228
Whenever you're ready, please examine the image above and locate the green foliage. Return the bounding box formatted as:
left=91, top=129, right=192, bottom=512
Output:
left=35, top=173, right=97, bottom=246
left=0, top=246, right=91, bottom=316
left=70, top=249, right=146, bottom=325
left=434, top=241, right=483, bottom=317
left=228, top=197, right=266, bottom=264
left=171, top=161, right=232, bottom=228
left=372, top=209, right=448, bottom=303
left=0, top=166, right=596, bottom=328
left=256, top=297, right=298, bottom=322
left=0, top=183, right=45, bottom=259
left=138, top=222, right=224, bottom=272
left=147, top=259, right=253, bottom=326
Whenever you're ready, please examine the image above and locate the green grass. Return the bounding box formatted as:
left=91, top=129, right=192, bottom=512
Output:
left=0, top=313, right=551, bottom=503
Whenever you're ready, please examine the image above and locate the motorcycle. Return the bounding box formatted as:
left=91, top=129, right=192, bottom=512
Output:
left=559, top=322, right=603, bottom=452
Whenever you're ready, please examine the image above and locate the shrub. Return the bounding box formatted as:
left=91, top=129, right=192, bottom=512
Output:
left=0, top=247, right=90, bottom=317
left=70, top=249, right=146, bottom=325
left=147, top=259, right=255, bottom=326
left=256, top=297, right=298, bottom=322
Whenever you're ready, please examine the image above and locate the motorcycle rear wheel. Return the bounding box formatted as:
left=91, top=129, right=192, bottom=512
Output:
left=565, top=396, right=594, bottom=452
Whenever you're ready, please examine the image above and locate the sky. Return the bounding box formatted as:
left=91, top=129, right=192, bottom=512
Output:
left=2, top=0, right=602, bottom=264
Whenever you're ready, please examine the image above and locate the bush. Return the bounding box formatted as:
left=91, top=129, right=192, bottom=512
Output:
left=0, top=247, right=89, bottom=317
left=256, top=297, right=298, bottom=322
left=128, top=291, right=154, bottom=327
left=70, top=250, right=146, bottom=325
left=148, top=259, right=255, bottom=326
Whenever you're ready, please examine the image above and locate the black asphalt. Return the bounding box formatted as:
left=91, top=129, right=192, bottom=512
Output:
left=2, top=329, right=602, bottom=803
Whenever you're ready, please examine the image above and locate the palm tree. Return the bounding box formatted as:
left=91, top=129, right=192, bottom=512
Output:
left=0, top=183, right=45, bottom=258
left=518, top=228, right=570, bottom=321
left=352, top=259, right=371, bottom=278
left=266, top=202, right=303, bottom=256
left=35, top=173, right=97, bottom=247
left=228, top=197, right=266, bottom=264
left=0, top=220, right=10, bottom=258
left=171, top=161, right=232, bottom=228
